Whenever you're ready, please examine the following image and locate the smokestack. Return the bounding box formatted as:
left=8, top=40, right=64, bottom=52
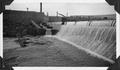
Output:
left=40, top=2, right=42, bottom=13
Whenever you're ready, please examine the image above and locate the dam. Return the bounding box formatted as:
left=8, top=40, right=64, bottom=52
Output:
left=46, top=20, right=116, bottom=63
left=56, top=21, right=116, bottom=60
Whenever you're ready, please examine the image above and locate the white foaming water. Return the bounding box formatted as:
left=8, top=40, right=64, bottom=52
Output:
left=46, top=20, right=116, bottom=63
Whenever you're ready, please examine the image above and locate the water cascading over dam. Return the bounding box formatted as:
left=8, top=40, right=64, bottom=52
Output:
left=51, top=20, right=116, bottom=62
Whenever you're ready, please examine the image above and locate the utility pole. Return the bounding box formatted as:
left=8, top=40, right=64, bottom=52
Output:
left=47, top=12, right=49, bottom=16
left=56, top=11, right=58, bottom=17
left=27, top=8, right=29, bottom=11
left=66, top=12, right=68, bottom=16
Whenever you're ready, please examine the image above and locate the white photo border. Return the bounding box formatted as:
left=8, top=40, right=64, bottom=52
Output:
left=0, top=0, right=120, bottom=70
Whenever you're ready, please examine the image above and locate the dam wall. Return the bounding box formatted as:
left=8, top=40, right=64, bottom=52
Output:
left=56, top=20, right=116, bottom=60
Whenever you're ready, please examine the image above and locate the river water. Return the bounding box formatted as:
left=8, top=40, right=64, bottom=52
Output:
left=49, top=20, right=116, bottom=60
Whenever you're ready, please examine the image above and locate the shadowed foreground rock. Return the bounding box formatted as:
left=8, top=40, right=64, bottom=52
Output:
left=107, top=56, right=120, bottom=70
left=0, top=56, right=14, bottom=70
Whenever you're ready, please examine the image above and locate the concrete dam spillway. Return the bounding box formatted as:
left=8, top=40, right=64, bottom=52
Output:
left=3, top=19, right=116, bottom=66
left=48, top=20, right=116, bottom=63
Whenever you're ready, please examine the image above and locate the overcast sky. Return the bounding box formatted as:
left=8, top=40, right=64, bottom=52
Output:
left=5, top=2, right=115, bottom=16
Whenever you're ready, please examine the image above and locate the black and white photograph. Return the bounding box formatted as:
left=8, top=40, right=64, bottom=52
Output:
left=3, top=1, right=116, bottom=67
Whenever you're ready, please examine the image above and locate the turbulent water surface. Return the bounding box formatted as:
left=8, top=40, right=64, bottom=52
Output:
left=55, top=20, right=116, bottom=61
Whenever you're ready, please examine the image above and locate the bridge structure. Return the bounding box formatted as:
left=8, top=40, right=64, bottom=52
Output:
left=56, top=12, right=68, bottom=25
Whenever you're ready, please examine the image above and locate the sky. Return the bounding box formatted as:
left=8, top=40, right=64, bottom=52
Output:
left=5, top=1, right=115, bottom=16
